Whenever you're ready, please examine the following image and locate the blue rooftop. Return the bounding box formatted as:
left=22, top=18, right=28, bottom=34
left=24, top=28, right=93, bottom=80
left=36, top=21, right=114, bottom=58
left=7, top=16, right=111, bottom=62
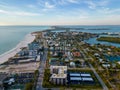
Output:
left=80, top=73, right=91, bottom=77
left=70, top=77, right=82, bottom=81
left=82, top=78, right=93, bottom=81
left=70, top=73, right=80, bottom=77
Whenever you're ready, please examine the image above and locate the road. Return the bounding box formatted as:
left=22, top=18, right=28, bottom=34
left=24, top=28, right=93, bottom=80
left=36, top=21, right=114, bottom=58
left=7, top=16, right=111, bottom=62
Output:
left=81, top=46, right=108, bottom=90
left=36, top=35, right=59, bottom=90
left=80, top=46, right=108, bottom=90
left=88, top=63, right=108, bottom=90
left=36, top=50, right=47, bottom=90
left=73, top=36, right=108, bottom=90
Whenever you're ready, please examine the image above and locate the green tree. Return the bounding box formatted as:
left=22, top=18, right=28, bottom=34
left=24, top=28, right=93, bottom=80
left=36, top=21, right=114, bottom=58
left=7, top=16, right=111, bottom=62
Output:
left=25, top=83, right=33, bottom=90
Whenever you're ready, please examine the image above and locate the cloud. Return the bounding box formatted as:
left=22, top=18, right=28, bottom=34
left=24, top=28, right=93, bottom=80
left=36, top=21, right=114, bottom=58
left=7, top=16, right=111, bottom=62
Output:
left=98, top=7, right=120, bottom=14
left=27, top=4, right=36, bottom=8
left=46, top=0, right=66, bottom=6
left=36, top=1, right=56, bottom=12
left=52, top=0, right=79, bottom=6
left=0, top=9, right=40, bottom=16
left=85, top=0, right=109, bottom=9
left=0, top=1, right=41, bottom=16
left=0, top=9, right=9, bottom=14
left=45, top=2, right=55, bottom=9
left=67, top=0, right=78, bottom=3
left=86, top=1, right=96, bottom=9
left=37, top=0, right=55, bottom=8
left=0, top=0, right=120, bottom=25
left=98, top=0, right=109, bottom=6
left=0, top=1, right=8, bottom=7
left=55, top=8, right=89, bottom=21
left=14, top=12, right=40, bottom=16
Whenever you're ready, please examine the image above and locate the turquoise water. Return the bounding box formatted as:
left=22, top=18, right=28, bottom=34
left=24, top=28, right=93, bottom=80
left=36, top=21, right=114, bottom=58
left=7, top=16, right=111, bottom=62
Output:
left=0, top=25, right=120, bottom=55
left=105, top=55, right=120, bottom=62
left=84, top=36, right=120, bottom=47
left=0, top=26, right=49, bottom=55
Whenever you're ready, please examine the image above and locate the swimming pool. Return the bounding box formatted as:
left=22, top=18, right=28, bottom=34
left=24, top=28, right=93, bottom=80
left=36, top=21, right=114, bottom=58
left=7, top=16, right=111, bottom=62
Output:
left=105, top=55, right=120, bottom=62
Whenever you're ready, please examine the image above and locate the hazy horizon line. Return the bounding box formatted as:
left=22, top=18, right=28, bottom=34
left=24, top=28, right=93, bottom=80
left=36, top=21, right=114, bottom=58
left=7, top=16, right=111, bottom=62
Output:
left=0, top=24, right=120, bottom=26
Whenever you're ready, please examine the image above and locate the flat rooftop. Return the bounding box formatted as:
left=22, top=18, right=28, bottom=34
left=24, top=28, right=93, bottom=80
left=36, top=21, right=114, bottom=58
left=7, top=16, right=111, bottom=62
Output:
left=68, top=72, right=94, bottom=82
left=50, top=66, right=67, bottom=78
left=70, top=73, right=80, bottom=77
left=69, top=73, right=91, bottom=77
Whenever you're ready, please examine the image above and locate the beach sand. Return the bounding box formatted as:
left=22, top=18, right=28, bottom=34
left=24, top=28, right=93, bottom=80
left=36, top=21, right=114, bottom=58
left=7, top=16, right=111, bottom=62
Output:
left=0, top=33, right=35, bottom=64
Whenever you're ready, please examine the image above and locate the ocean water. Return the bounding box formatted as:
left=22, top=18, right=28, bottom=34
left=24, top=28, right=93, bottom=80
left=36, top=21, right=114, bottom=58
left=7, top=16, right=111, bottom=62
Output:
left=0, top=26, right=49, bottom=55
left=0, top=25, right=120, bottom=55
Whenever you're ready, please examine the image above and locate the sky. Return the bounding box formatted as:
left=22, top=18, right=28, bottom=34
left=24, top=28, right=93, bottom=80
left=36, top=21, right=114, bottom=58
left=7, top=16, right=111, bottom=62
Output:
left=0, top=0, right=120, bottom=25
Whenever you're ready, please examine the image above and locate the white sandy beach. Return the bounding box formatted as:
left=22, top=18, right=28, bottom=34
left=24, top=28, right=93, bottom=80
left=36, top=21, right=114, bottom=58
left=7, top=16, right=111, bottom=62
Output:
left=0, top=33, right=35, bottom=64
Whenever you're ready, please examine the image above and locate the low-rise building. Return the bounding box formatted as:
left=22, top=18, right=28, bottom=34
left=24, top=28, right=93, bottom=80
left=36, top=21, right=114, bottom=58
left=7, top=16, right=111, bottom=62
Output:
left=50, top=66, right=67, bottom=85
left=72, top=51, right=81, bottom=57
left=102, top=63, right=111, bottom=68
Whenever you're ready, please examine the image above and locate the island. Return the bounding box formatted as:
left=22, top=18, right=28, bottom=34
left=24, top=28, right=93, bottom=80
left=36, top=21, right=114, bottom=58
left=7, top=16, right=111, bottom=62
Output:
left=97, top=36, right=120, bottom=44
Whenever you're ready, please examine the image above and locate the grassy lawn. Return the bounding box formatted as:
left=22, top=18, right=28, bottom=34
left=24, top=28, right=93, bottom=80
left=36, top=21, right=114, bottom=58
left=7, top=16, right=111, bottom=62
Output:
left=42, top=69, right=52, bottom=88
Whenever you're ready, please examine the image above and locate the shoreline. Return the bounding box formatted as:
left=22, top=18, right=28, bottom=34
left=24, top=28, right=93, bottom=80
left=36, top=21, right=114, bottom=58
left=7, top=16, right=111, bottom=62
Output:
left=0, top=33, right=35, bottom=64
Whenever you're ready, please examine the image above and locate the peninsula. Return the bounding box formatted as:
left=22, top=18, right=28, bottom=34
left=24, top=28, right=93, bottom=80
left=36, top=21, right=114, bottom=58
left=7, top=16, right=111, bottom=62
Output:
left=0, top=27, right=120, bottom=90
left=97, top=36, right=120, bottom=44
